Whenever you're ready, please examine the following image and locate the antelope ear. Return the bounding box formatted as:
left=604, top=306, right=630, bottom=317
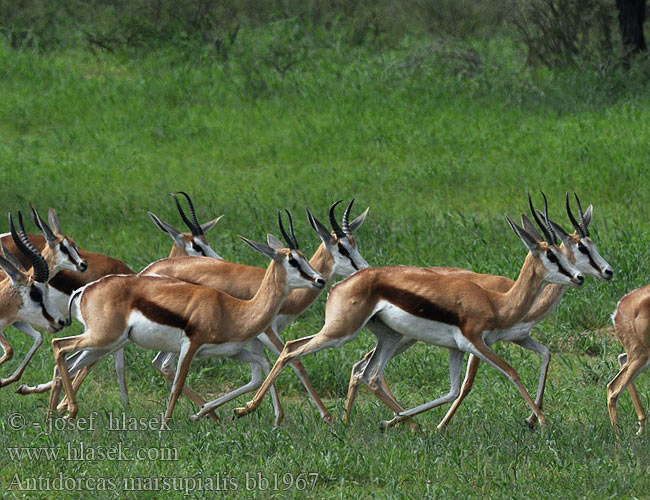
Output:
left=505, top=215, right=540, bottom=256
left=1, top=242, right=25, bottom=271
left=520, top=214, right=543, bottom=242
left=47, top=207, right=63, bottom=235
left=200, top=215, right=224, bottom=233
left=239, top=235, right=281, bottom=262
left=0, top=254, right=24, bottom=285
left=306, top=208, right=334, bottom=246
left=266, top=234, right=284, bottom=250
left=348, top=207, right=370, bottom=233
left=148, top=212, right=185, bottom=247
left=30, top=204, right=57, bottom=247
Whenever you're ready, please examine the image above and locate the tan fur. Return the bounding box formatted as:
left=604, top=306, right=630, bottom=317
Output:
left=608, top=285, right=650, bottom=434
left=144, top=242, right=334, bottom=317
left=48, top=248, right=317, bottom=422
left=235, top=246, right=566, bottom=425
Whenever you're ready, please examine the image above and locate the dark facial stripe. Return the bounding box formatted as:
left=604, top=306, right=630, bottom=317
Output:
left=191, top=242, right=205, bottom=256
left=337, top=242, right=359, bottom=271
left=133, top=297, right=192, bottom=335
left=586, top=252, right=602, bottom=273
left=288, top=256, right=315, bottom=283
left=377, top=284, right=460, bottom=326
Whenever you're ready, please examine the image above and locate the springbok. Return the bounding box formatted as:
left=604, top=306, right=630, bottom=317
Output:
left=54, top=201, right=369, bottom=423
left=148, top=192, right=223, bottom=258
left=17, top=192, right=221, bottom=403
left=0, top=213, right=67, bottom=386
left=0, top=207, right=88, bottom=387
left=48, top=219, right=326, bottom=425
left=233, top=196, right=585, bottom=428
left=345, top=193, right=613, bottom=430
left=607, top=278, right=650, bottom=435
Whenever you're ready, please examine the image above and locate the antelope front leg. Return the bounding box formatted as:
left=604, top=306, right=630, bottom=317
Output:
left=152, top=351, right=219, bottom=423
left=235, top=334, right=323, bottom=418
left=190, top=348, right=269, bottom=422
left=0, top=322, right=42, bottom=387
left=513, top=336, right=551, bottom=428
left=470, top=340, right=547, bottom=426
left=259, top=328, right=332, bottom=422
left=381, top=349, right=465, bottom=429
left=164, top=341, right=199, bottom=425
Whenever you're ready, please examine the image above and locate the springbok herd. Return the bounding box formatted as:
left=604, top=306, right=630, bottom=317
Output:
left=0, top=192, right=648, bottom=434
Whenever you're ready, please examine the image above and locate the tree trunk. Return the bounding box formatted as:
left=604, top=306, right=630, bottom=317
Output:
left=616, top=0, right=647, bottom=58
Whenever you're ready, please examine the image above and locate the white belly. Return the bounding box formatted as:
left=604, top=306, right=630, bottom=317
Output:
left=374, top=301, right=461, bottom=349
left=127, top=311, right=187, bottom=353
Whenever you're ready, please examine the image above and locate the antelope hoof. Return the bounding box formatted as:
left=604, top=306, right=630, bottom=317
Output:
left=233, top=406, right=249, bottom=418
left=637, top=420, right=646, bottom=436
left=189, top=414, right=201, bottom=423
left=323, top=412, right=334, bottom=424
left=525, top=415, right=537, bottom=430
left=379, top=419, right=394, bottom=431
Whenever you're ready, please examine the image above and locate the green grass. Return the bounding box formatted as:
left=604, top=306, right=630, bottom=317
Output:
left=1, top=35, right=650, bottom=498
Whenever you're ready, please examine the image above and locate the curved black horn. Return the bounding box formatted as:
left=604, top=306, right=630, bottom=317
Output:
left=565, top=192, right=585, bottom=237
left=170, top=193, right=200, bottom=236
left=574, top=192, right=590, bottom=237
left=329, top=200, right=345, bottom=238
left=177, top=191, right=204, bottom=236
left=540, top=191, right=557, bottom=244
left=277, top=209, right=299, bottom=249
left=527, top=192, right=554, bottom=245
left=341, top=199, right=355, bottom=235
left=9, top=212, right=49, bottom=283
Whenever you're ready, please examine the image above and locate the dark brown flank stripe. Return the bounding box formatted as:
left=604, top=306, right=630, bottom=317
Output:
left=376, top=284, right=460, bottom=326
left=132, top=297, right=193, bottom=336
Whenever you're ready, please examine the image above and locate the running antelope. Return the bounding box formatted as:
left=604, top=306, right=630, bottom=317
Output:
left=148, top=192, right=223, bottom=258
left=0, top=207, right=87, bottom=387
left=55, top=201, right=369, bottom=423
left=18, top=193, right=220, bottom=404
left=0, top=213, right=67, bottom=385
left=234, top=196, right=585, bottom=428
left=48, top=220, right=326, bottom=424
left=345, top=193, right=613, bottom=430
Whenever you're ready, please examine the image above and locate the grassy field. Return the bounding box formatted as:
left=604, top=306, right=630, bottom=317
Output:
left=1, top=34, right=650, bottom=498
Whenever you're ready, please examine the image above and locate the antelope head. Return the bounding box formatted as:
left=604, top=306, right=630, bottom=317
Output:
left=505, top=193, right=584, bottom=288
left=148, top=191, right=223, bottom=258
left=2, top=212, right=67, bottom=332
left=240, top=209, right=326, bottom=291
left=306, top=199, right=370, bottom=277
left=30, top=204, right=87, bottom=273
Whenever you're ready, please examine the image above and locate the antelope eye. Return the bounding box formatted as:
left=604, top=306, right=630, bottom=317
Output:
left=29, top=286, right=43, bottom=303
left=192, top=243, right=204, bottom=255
left=288, top=257, right=298, bottom=267
left=578, top=243, right=589, bottom=255
left=546, top=251, right=558, bottom=264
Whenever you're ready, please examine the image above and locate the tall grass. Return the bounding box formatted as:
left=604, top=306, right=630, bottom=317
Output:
left=1, top=33, right=650, bottom=498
